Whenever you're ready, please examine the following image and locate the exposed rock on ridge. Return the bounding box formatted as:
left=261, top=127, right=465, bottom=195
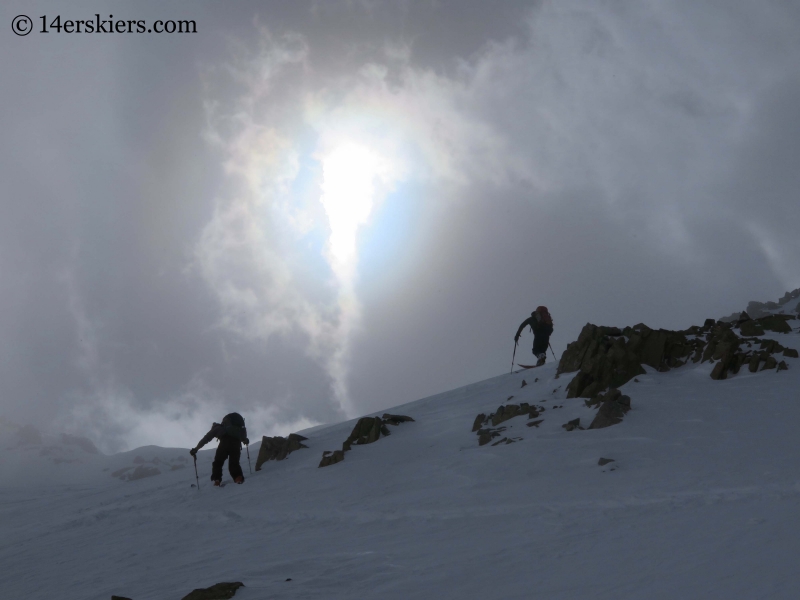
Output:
left=255, top=434, right=309, bottom=470
left=318, top=414, right=415, bottom=468
left=557, top=317, right=795, bottom=399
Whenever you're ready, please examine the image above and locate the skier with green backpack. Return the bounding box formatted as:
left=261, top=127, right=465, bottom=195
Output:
left=190, top=412, right=249, bottom=486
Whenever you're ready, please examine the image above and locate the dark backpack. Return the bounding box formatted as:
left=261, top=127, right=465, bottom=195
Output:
left=221, top=412, right=247, bottom=442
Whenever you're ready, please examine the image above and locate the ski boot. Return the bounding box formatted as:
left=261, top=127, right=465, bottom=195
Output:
left=536, top=353, right=546, bottom=367
left=213, top=479, right=222, bottom=487
left=234, top=476, right=244, bottom=484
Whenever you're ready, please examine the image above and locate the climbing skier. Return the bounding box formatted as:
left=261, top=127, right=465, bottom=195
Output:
left=190, top=413, right=249, bottom=486
left=514, top=306, right=554, bottom=367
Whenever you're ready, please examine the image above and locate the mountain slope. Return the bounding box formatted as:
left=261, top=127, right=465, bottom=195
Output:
left=1, top=325, right=799, bottom=599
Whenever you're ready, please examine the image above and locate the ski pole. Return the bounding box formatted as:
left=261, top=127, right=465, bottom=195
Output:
left=193, top=454, right=200, bottom=490
left=549, top=342, right=558, bottom=363
left=246, top=443, right=251, bottom=474
left=510, top=341, right=517, bottom=374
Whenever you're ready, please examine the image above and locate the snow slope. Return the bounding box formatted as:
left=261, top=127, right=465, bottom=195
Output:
left=2, top=326, right=800, bottom=599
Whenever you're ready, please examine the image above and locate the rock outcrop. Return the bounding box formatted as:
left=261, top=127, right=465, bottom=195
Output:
left=587, top=388, right=632, bottom=429
left=557, top=323, right=699, bottom=398
left=473, top=403, right=545, bottom=445
left=318, top=414, right=414, bottom=467
left=318, top=450, right=345, bottom=468
left=181, top=582, right=244, bottom=600
left=557, top=318, right=796, bottom=398
left=255, top=434, right=308, bottom=470
left=342, top=417, right=391, bottom=452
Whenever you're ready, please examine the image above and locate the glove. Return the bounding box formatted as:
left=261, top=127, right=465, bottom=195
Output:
left=189, top=448, right=197, bottom=457
left=242, top=438, right=249, bottom=445
left=514, top=334, right=520, bottom=344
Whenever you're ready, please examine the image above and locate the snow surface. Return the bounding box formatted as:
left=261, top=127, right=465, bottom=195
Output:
left=2, top=326, right=800, bottom=599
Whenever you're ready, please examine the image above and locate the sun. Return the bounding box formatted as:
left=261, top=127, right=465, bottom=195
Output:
left=319, top=142, right=385, bottom=280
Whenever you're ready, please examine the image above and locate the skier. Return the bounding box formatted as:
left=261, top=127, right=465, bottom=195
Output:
left=514, top=306, right=554, bottom=367
left=190, top=413, right=249, bottom=486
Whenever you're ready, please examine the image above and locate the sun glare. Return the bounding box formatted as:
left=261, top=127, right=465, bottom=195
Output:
left=320, top=143, right=385, bottom=278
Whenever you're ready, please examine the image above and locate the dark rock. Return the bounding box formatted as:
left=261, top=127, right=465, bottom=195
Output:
left=557, top=314, right=793, bottom=392
left=382, top=414, right=415, bottom=425
left=761, top=356, right=778, bottom=370
left=521, top=380, right=527, bottom=388
left=709, top=361, right=726, bottom=380
left=757, top=315, right=792, bottom=334
left=759, top=339, right=784, bottom=354
left=471, top=413, right=487, bottom=432
left=526, top=419, right=543, bottom=428
left=477, top=426, right=506, bottom=446
left=778, top=288, right=800, bottom=305
left=318, top=450, right=345, bottom=468
left=342, top=417, right=385, bottom=452
left=562, top=418, right=581, bottom=432
left=111, top=596, right=133, bottom=600
left=255, top=434, right=308, bottom=470
left=558, top=324, right=664, bottom=398
left=783, top=348, right=799, bottom=358
left=731, top=352, right=748, bottom=374
left=588, top=389, right=631, bottom=430
left=739, top=320, right=765, bottom=337
left=597, top=458, right=615, bottom=466
left=181, top=582, right=244, bottom=600
left=777, top=360, right=789, bottom=372
left=490, top=404, right=527, bottom=426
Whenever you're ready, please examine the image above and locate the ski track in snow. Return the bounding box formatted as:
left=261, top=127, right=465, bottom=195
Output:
left=2, top=329, right=800, bottom=599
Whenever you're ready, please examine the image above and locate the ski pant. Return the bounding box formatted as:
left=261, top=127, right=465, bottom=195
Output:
left=211, top=436, right=243, bottom=481
left=532, top=333, right=551, bottom=357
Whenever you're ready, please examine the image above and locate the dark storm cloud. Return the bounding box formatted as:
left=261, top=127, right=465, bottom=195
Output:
left=1, top=0, right=798, bottom=449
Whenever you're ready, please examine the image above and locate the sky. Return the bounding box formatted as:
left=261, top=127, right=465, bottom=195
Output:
left=1, top=0, right=799, bottom=452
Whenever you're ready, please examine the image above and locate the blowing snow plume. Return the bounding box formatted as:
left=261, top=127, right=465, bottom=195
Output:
left=317, top=142, right=400, bottom=411
left=196, top=33, right=405, bottom=416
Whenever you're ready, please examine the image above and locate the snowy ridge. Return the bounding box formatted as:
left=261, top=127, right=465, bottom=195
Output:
left=2, top=323, right=800, bottom=599
left=720, top=287, right=800, bottom=321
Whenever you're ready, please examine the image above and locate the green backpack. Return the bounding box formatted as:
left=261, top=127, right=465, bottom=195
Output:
left=221, top=412, right=247, bottom=442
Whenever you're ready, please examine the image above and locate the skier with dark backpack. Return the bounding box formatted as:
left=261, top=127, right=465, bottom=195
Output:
left=514, top=306, right=554, bottom=367
left=190, top=413, right=249, bottom=486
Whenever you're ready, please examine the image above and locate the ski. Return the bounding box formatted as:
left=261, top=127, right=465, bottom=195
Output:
left=516, top=363, right=543, bottom=369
